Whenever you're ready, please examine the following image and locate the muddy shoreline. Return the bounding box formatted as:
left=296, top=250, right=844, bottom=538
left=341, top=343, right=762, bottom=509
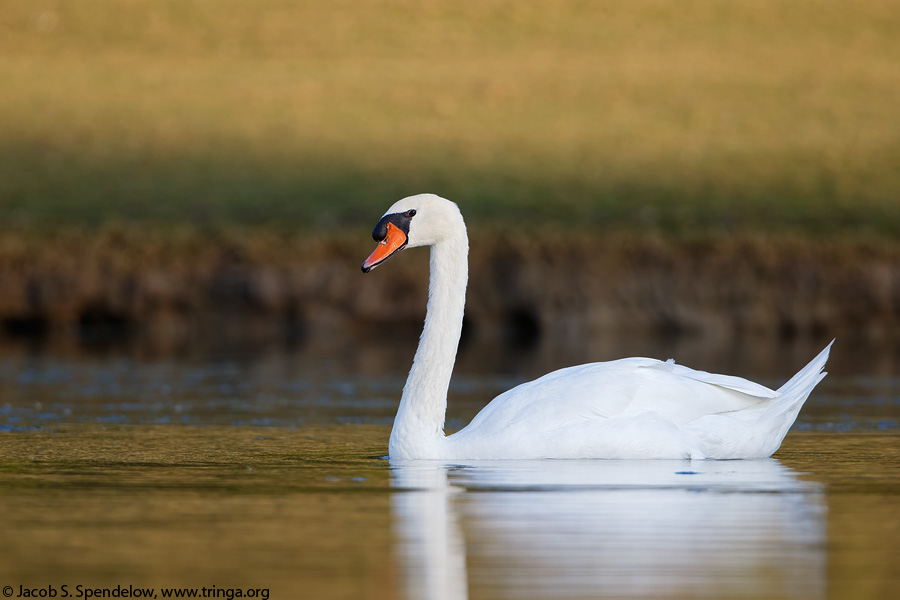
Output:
left=1, top=229, right=897, bottom=350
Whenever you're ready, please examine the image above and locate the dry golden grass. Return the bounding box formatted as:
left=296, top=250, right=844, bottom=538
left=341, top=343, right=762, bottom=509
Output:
left=1, top=0, right=898, bottom=235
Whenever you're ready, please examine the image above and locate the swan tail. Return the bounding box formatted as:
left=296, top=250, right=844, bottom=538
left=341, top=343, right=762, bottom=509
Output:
left=776, top=340, right=833, bottom=400
left=768, top=339, right=833, bottom=442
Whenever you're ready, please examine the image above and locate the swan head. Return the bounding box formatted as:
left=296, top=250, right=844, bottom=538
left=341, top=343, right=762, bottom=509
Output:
left=361, top=193, right=464, bottom=272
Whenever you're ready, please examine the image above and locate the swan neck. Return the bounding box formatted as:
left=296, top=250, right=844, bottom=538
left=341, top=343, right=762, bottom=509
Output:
left=390, top=232, right=468, bottom=459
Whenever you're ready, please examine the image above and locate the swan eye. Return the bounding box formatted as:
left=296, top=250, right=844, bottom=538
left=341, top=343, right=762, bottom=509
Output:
left=405, top=209, right=417, bottom=218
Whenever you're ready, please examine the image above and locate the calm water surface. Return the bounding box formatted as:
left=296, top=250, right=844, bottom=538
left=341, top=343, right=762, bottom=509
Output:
left=0, top=334, right=898, bottom=599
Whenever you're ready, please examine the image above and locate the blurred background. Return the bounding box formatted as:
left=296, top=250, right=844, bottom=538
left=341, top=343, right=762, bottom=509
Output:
left=1, top=0, right=899, bottom=366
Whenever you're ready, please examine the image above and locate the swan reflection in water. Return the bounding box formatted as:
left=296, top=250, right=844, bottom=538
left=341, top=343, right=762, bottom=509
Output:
left=391, top=459, right=825, bottom=600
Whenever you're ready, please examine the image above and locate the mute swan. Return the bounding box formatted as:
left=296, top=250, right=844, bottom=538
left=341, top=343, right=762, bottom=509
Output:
left=362, top=193, right=831, bottom=460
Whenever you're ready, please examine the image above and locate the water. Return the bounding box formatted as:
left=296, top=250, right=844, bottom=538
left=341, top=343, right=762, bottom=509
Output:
left=0, top=333, right=898, bottom=599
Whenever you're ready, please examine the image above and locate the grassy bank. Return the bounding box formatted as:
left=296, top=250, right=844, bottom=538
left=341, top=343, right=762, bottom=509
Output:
left=1, top=1, right=899, bottom=235
left=1, top=227, right=898, bottom=350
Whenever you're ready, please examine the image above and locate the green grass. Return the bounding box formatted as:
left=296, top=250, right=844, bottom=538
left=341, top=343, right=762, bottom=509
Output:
left=1, top=0, right=899, bottom=236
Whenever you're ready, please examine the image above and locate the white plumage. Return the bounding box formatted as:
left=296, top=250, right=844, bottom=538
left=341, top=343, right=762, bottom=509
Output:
left=362, top=193, right=831, bottom=460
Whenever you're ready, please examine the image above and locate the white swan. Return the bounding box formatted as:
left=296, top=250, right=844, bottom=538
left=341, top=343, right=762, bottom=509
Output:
left=362, top=193, right=831, bottom=460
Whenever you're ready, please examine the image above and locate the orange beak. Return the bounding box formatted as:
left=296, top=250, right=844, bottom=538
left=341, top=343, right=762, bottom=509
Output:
left=362, top=222, right=408, bottom=273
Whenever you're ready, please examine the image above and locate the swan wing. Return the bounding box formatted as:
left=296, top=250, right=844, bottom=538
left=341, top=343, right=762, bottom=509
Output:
left=445, top=345, right=830, bottom=460
left=462, top=357, right=778, bottom=435
left=663, top=361, right=777, bottom=398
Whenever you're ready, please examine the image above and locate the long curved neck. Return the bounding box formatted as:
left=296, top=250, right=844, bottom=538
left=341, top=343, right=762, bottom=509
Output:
left=390, top=231, right=469, bottom=460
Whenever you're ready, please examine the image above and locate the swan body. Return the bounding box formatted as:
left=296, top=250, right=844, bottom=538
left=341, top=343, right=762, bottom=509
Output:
left=362, top=194, right=831, bottom=460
